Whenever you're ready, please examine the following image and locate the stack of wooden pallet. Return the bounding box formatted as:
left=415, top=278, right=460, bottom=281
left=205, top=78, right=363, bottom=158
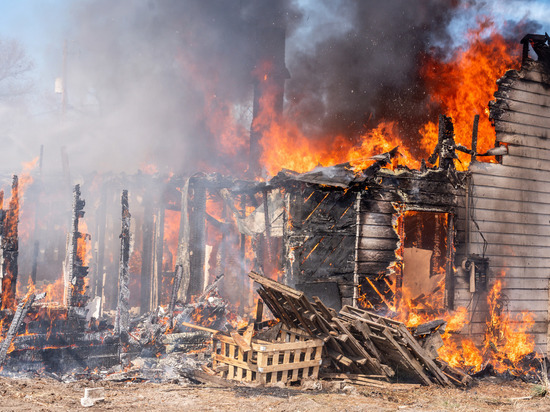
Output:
left=249, top=271, right=471, bottom=387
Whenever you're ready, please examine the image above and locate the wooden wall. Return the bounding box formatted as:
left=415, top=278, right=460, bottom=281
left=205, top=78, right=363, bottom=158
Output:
left=283, top=185, right=357, bottom=307
left=461, top=59, right=550, bottom=352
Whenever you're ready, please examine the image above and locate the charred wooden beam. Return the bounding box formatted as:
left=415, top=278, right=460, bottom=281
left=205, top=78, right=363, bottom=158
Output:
left=169, top=264, right=183, bottom=316
left=353, top=191, right=362, bottom=306
left=445, top=213, right=455, bottom=310
left=470, top=114, right=479, bottom=164
left=94, top=185, right=108, bottom=301
left=1, top=177, right=19, bottom=310
left=154, top=206, right=165, bottom=308
left=176, top=178, right=191, bottom=302
left=30, top=241, right=39, bottom=285
left=0, top=292, right=43, bottom=366
left=140, top=200, right=154, bottom=314
left=188, top=182, right=206, bottom=297
left=115, top=190, right=131, bottom=337
left=64, top=184, right=89, bottom=316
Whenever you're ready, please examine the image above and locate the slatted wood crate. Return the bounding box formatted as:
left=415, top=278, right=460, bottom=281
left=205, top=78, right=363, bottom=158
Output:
left=212, top=327, right=323, bottom=384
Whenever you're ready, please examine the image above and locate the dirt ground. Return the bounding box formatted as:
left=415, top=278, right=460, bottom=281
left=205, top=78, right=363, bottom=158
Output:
left=0, top=376, right=549, bottom=412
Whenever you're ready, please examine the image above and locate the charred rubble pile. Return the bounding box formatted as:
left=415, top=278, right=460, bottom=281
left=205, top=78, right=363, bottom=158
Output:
left=0, top=181, right=234, bottom=382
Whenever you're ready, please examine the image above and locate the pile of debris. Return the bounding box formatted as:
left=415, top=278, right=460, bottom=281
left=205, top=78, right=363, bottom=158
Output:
left=236, top=271, right=472, bottom=387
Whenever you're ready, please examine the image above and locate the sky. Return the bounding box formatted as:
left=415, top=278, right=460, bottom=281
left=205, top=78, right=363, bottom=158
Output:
left=0, top=0, right=547, bottom=178
left=0, top=0, right=547, bottom=103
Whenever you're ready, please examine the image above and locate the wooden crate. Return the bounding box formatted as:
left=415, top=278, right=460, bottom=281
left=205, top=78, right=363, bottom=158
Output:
left=212, top=328, right=323, bottom=384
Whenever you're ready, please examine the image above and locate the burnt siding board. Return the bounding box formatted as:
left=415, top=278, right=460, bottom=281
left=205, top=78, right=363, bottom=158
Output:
left=284, top=169, right=463, bottom=310
left=464, top=59, right=550, bottom=354
left=285, top=186, right=357, bottom=290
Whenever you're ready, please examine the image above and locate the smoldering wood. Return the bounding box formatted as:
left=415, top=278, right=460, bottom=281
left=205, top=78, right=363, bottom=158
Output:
left=0, top=292, right=39, bottom=366
left=168, top=264, right=183, bottom=316
left=445, top=214, right=455, bottom=309
left=471, top=114, right=479, bottom=163
left=31, top=241, right=39, bottom=285
left=140, top=200, right=154, bottom=314
left=114, top=190, right=131, bottom=337
left=176, top=178, right=191, bottom=303
left=1, top=177, right=18, bottom=309
left=64, top=184, right=89, bottom=314
left=93, top=186, right=108, bottom=307
left=188, top=181, right=206, bottom=297
left=153, top=206, right=165, bottom=308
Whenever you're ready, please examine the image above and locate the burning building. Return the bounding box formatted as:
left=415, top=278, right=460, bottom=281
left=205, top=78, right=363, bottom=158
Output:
left=172, top=32, right=550, bottom=367
left=0, top=2, right=547, bottom=381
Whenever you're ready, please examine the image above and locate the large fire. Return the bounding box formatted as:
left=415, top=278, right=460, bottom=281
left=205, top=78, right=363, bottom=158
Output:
left=256, top=19, right=519, bottom=176
left=0, top=13, right=536, bottom=379
left=437, top=275, right=535, bottom=374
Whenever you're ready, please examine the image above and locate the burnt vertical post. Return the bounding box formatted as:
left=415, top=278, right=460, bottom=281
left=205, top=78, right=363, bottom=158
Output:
left=188, top=181, right=206, bottom=297
left=154, top=206, right=165, bottom=307
left=471, top=114, right=479, bottom=164
left=94, top=185, right=107, bottom=299
left=445, top=213, right=455, bottom=310
left=263, top=189, right=272, bottom=267
left=1, top=177, right=19, bottom=310
left=140, top=200, right=154, bottom=314
left=30, top=241, right=39, bottom=284
left=64, top=184, right=89, bottom=316
left=353, top=191, right=362, bottom=307
left=175, top=178, right=191, bottom=303
left=115, top=190, right=131, bottom=336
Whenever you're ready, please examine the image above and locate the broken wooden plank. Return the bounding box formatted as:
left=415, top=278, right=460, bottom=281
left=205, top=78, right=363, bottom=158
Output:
left=250, top=271, right=304, bottom=299
left=114, top=190, right=131, bottom=337
left=0, top=292, right=42, bottom=365
left=396, top=324, right=451, bottom=386
left=381, top=328, right=433, bottom=386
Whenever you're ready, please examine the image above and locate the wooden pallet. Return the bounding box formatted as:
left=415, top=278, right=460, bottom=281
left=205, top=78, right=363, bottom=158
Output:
left=212, top=327, right=323, bottom=384
left=249, top=271, right=470, bottom=386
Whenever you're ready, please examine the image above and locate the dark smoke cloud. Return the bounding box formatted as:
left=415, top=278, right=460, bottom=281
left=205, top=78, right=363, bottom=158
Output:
left=0, top=0, right=544, bottom=177
left=284, top=0, right=460, bottom=147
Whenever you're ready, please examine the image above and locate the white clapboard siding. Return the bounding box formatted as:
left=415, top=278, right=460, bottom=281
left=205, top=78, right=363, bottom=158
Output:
left=471, top=161, right=550, bottom=183
left=500, top=75, right=550, bottom=96
left=456, top=288, right=547, bottom=303
left=498, top=132, right=550, bottom=151
left=502, top=155, right=550, bottom=172
left=507, top=144, right=550, bottom=162
left=471, top=184, right=550, bottom=204
left=497, top=110, right=550, bottom=130
left=468, top=232, right=550, bottom=248
left=494, top=119, right=550, bottom=140
left=465, top=60, right=550, bottom=354
left=457, top=210, right=550, bottom=228
left=494, top=93, right=550, bottom=116
left=470, top=172, right=550, bottom=195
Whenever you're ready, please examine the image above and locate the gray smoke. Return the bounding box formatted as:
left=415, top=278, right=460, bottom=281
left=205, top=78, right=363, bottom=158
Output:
left=0, top=0, right=545, bottom=178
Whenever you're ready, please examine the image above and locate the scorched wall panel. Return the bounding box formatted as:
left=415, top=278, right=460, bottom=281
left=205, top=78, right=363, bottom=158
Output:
left=466, top=58, right=550, bottom=353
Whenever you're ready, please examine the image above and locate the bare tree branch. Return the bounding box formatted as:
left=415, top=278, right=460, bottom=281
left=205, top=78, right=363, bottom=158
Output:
left=0, top=38, right=34, bottom=99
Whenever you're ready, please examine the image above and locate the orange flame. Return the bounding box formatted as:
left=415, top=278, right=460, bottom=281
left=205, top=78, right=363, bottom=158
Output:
left=419, top=19, right=520, bottom=169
